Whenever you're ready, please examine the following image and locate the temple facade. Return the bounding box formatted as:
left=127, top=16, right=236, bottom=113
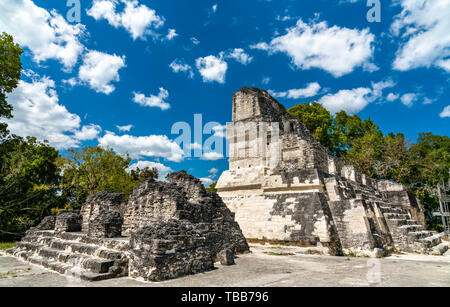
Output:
left=217, top=87, right=447, bottom=256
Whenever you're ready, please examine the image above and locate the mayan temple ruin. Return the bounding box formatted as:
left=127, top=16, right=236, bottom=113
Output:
left=2, top=87, right=448, bottom=283
left=4, top=172, right=249, bottom=281
left=216, top=87, right=449, bottom=257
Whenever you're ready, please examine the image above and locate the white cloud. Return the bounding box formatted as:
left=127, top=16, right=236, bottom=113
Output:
left=74, top=124, right=102, bottom=141
left=127, top=160, right=173, bottom=180
left=133, top=88, right=170, bottom=110
left=439, top=105, right=450, bottom=118
left=391, top=0, right=450, bottom=72
left=318, top=80, right=395, bottom=114
left=166, top=28, right=178, bottom=40
left=117, top=124, right=134, bottom=132
left=199, top=177, right=214, bottom=187
left=209, top=167, right=219, bottom=175
left=201, top=152, right=224, bottom=160
left=0, top=0, right=85, bottom=70
left=78, top=50, right=126, bottom=94
left=98, top=131, right=184, bottom=162
left=5, top=76, right=100, bottom=149
left=251, top=19, right=375, bottom=77
left=87, top=0, right=165, bottom=40
left=191, top=37, right=200, bottom=45
left=212, top=4, right=218, bottom=13
left=196, top=54, right=228, bottom=83
left=269, top=82, right=321, bottom=99
left=63, top=78, right=78, bottom=87
left=400, top=93, right=417, bottom=107
left=262, top=77, right=271, bottom=85
left=319, top=88, right=372, bottom=114
left=169, top=59, right=194, bottom=78
left=423, top=97, right=433, bottom=105
left=225, top=48, right=253, bottom=65
left=386, top=93, right=399, bottom=102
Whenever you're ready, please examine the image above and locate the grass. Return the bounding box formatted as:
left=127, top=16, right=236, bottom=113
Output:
left=0, top=242, right=16, bottom=250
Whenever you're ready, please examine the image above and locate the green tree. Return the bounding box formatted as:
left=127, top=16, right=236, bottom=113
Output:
left=345, top=129, right=384, bottom=177
left=376, top=133, right=411, bottom=183
left=206, top=181, right=217, bottom=192
left=288, top=102, right=336, bottom=153
left=0, top=32, right=23, bottom=138
left=59, top=146, right=137, bottom=207
left=130, top=166, right=159, bottom=182
left=0, top=137, right=63, bottom=240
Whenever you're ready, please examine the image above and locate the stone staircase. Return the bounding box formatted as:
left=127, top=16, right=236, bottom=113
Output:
left=4, top=230, right=129, bottom=281
left=380, top=205, right=449, bottom=255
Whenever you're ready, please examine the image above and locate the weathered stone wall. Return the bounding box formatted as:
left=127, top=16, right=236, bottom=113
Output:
left=129, top=219, right=226, bottom=281
left=54, top=210, right=82, bottom=232
left=80, top=191, right=124, bottom=237
left=123, top=172, right=249, bottom=254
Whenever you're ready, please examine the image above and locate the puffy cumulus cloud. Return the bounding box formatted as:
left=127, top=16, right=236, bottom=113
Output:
left=201, top=152, right=224, bottom=161
left=127, top=160, right=173, bottom=180
left=319, top=88, right=372, bottom=114
left=5, top=76, right=100, bottom=149
left=391, top=0, right=450, bottom=72
left=199, top=177, right=214, bottom=187
left=195, top=54, right=228, bottom=83
left=169, top=59, right=194, bottom=78
left=132, top=88, right=170, bottom=110
left=87, top=0, right=165, bottom=40
left=166, top=28, right=178, bottom=40
left=386, top=93, right=399, bottom=102
left=98, top=132, right=184, bottom=162
left=269, top=82, right=321, bottom=99
left=225, top=48, right=253, bottom=65
left=400, top=93, right=417, bottom=107
left=77, top=50, right=126, bottom=95
left=318, top=80, right=395, bottom=114
left=74, top=124, right=102, bottom=141
left=251, top=19, right=375, bottom=77
left=116, top=124, right=134, bottom=132
left=0, top=0, right=85, bottom=70
left=439, top=105, right=450, bottom=118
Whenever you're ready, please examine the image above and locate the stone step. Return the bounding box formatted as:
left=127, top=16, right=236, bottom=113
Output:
left=384, top=213, right=410, bottom=219
left=58, top=232, right=130, bottom=251
left=25, top=254, right=116, bottom=281
left=49, top=239, right=126, bottom=260
left=380, top=206, right=406, bottom=214
left=15, top=243, right=116, bottom=273
left=418, top=234, right=442, bottom=248
left=407, top=231, right=434, bottom=240
left=398, top=224, right=424, bottom=232
left=429, top=242, right=449, bottom=255
left=387, top=219, right=417, bottom=226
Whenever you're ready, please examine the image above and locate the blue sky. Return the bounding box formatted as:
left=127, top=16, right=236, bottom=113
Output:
left=0, top=0, right=449, bottom=185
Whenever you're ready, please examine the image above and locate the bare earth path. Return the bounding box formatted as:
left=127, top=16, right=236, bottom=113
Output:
left=1, top=246, right=449, bottom=287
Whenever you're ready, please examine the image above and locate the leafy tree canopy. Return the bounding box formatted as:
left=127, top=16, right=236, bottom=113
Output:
left=0, top=32, right=23, bottom=138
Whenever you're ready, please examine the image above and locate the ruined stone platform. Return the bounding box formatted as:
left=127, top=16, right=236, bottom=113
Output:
left=6, top=172, right=249, bottom=282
